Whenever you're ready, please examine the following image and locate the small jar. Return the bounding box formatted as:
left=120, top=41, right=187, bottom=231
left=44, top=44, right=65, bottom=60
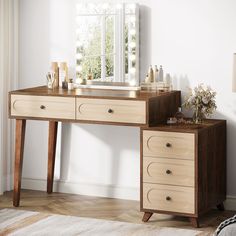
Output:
left=68, top=78, right=74, bottom=90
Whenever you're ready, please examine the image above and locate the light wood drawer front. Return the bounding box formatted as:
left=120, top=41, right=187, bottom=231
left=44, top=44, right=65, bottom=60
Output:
left=143, top=157, right=194, bottom=187
left=76, top=98, right=146, bottom=124
left=143, top=131, right=195, bottom=160
left=143, top=183, right=195, bottom=214
left=11, top=95, right=75, bottom=119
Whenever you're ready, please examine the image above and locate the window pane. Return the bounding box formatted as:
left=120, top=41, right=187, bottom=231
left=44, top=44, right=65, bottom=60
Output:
left=80, top=56, right=101, bottom=80
left=76, top=16, right=102, bottom=57
left=105, top=16, right=114, bottom=55
left=105, top=54, right=114, bottom=81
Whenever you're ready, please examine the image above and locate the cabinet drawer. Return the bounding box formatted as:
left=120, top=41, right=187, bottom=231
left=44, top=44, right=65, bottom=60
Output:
left=143, top=131, right=195, bottom=160
left=143, top=183, right=195, bottom=214
left=76, top=98, right=146, bottom=124
left=143, top=157, right=194, bottom=187
left=11, top=95, right=75, bottom=120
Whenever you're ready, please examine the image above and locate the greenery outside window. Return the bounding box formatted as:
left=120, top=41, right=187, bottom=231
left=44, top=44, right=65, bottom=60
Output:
left=75, top=3, right=139, bottom=86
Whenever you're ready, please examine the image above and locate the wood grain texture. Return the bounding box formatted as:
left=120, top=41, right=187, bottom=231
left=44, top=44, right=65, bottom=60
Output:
left=9, top=86, right=179, bottom=100
left=76, top=98, right=146, bottom=124
left=197, top=120, right=226, bottom=215
left=47, top=121, right=58, bottom=194
left=143, top=157, right=194, bottom=187
left=143, top=183, right=195, bottom=214
left=11, top=95, right=75, bottom=120
left=142, top=212, right=153, bottom=222
left=189, top=217, right=199, bottom=228
left=13, top=119, right=26, bottom=207
left=143, top=131, right=195, bottom=160
left=148, top=91, right=181, bottom=126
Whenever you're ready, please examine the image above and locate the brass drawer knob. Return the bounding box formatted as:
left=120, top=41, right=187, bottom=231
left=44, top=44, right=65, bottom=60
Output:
left=166, top=169, right=172, bottom=174
left=166, top=143, right=171, bottom=148
left=108, top=109, right=113, bottom=114
left=40, top=105, right=46, bottom=110
left=166, top=196, right=171, bottom=201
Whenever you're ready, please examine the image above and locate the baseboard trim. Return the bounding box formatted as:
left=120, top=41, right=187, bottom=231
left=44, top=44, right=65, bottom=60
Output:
left=21, top=178, right=139, bottom=201
left=1, top=174, right=13, bottom=194
left=224, top=195, right=236, bottom=211
left=21, top=177, right=236, bottom=210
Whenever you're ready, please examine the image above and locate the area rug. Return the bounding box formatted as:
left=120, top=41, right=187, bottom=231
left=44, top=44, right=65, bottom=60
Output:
left=0, top=209, right=202, bottom=236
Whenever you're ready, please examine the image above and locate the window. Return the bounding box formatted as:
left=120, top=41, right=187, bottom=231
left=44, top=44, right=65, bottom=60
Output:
left=75, top=3, right=139, bottom=86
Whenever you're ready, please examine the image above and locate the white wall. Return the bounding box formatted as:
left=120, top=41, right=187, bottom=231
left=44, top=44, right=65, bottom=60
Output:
left=19, top=0, right=236, bottom=206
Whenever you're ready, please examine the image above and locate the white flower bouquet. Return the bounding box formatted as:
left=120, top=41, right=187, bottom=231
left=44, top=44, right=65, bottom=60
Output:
left=183, top=84, right=217, bottom=123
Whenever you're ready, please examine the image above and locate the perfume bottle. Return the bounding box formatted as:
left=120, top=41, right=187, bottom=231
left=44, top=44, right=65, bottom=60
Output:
left=158, top=65, right=164, bottom=82
left=154, top=65, right=158, bottom=82
left=174, top=107, right=185, bottom=123
left=148, top=65, right=154, bottom=83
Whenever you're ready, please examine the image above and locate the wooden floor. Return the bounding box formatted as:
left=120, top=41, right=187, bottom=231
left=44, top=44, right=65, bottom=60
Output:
left=0, top=190, right=235, bottom=235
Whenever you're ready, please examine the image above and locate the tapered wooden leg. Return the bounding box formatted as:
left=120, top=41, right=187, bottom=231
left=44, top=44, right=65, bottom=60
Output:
left=47, top=121, right=58, bottom=193
left=189, top=217, right=199, bottom=228
left=142, top=212, right=153, bottom=222
left=13, top=119, right=26, bottom=207
left=217, top=202, right=225, bottom=211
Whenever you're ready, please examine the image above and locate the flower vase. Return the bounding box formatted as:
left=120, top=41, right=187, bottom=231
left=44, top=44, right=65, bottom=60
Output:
left=193, top=107, right=204, bottom=124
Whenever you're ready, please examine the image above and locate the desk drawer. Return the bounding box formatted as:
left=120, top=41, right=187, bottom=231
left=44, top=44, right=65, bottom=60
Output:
left=76, top=98, right=146, bottom=124
left=143, top=157, right=194, bottom=187
left=11, top=95, right=75, bottom=120
left=143, top=183, right=195, bottom=214
left=143, top=131, right=195, bottom=160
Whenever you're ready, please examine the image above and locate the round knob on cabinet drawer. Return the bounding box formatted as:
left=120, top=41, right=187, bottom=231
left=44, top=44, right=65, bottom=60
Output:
left=40, top=105, right=46, bottom=109
left=108, top=109, right=113, bottom=114
left=166, top=143, right=171, bottom=148
left=166, top=196, right=171, bottom=201
left=166, top=169, right=172, bottom=174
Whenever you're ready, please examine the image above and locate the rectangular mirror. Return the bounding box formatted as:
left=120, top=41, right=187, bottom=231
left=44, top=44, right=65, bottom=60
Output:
left=75, top=3, right=139, bottom=89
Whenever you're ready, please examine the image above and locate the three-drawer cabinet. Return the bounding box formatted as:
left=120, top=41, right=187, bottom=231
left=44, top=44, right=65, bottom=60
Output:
left=141, top=120, right=226, bottom=227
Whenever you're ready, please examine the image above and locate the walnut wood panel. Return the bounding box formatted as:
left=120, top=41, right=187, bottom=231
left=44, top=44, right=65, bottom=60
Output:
left=197, top=121, right=226, bottom=215
left=142, top=212, right=153, bottom=222
left=11, top=95, right=75, bottom=120
left=47, top=121, right=58, bottom=194
left=143, top=183, right=195, bottom=214
left=143, top=131, right=195, bottom=160
left=148, top=91, right=181, bottom=126
left=76, top=98, right=146, bottom=124
left=13, top=119, right=26, bottom=207
left=143, top=157, right=194, bottom=187
left=9, top=85, right=179, bottom=100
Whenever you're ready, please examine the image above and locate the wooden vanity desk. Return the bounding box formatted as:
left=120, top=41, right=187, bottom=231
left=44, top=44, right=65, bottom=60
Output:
left=9, top=86, right=227, bottom=227
left=9, top=86, right=181, bottom=207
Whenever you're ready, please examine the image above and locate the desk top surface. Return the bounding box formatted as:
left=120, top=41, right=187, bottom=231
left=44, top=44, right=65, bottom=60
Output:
left=10, top=86, right=180, bottom=101
left=143, top=119, right=226, bottom=132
